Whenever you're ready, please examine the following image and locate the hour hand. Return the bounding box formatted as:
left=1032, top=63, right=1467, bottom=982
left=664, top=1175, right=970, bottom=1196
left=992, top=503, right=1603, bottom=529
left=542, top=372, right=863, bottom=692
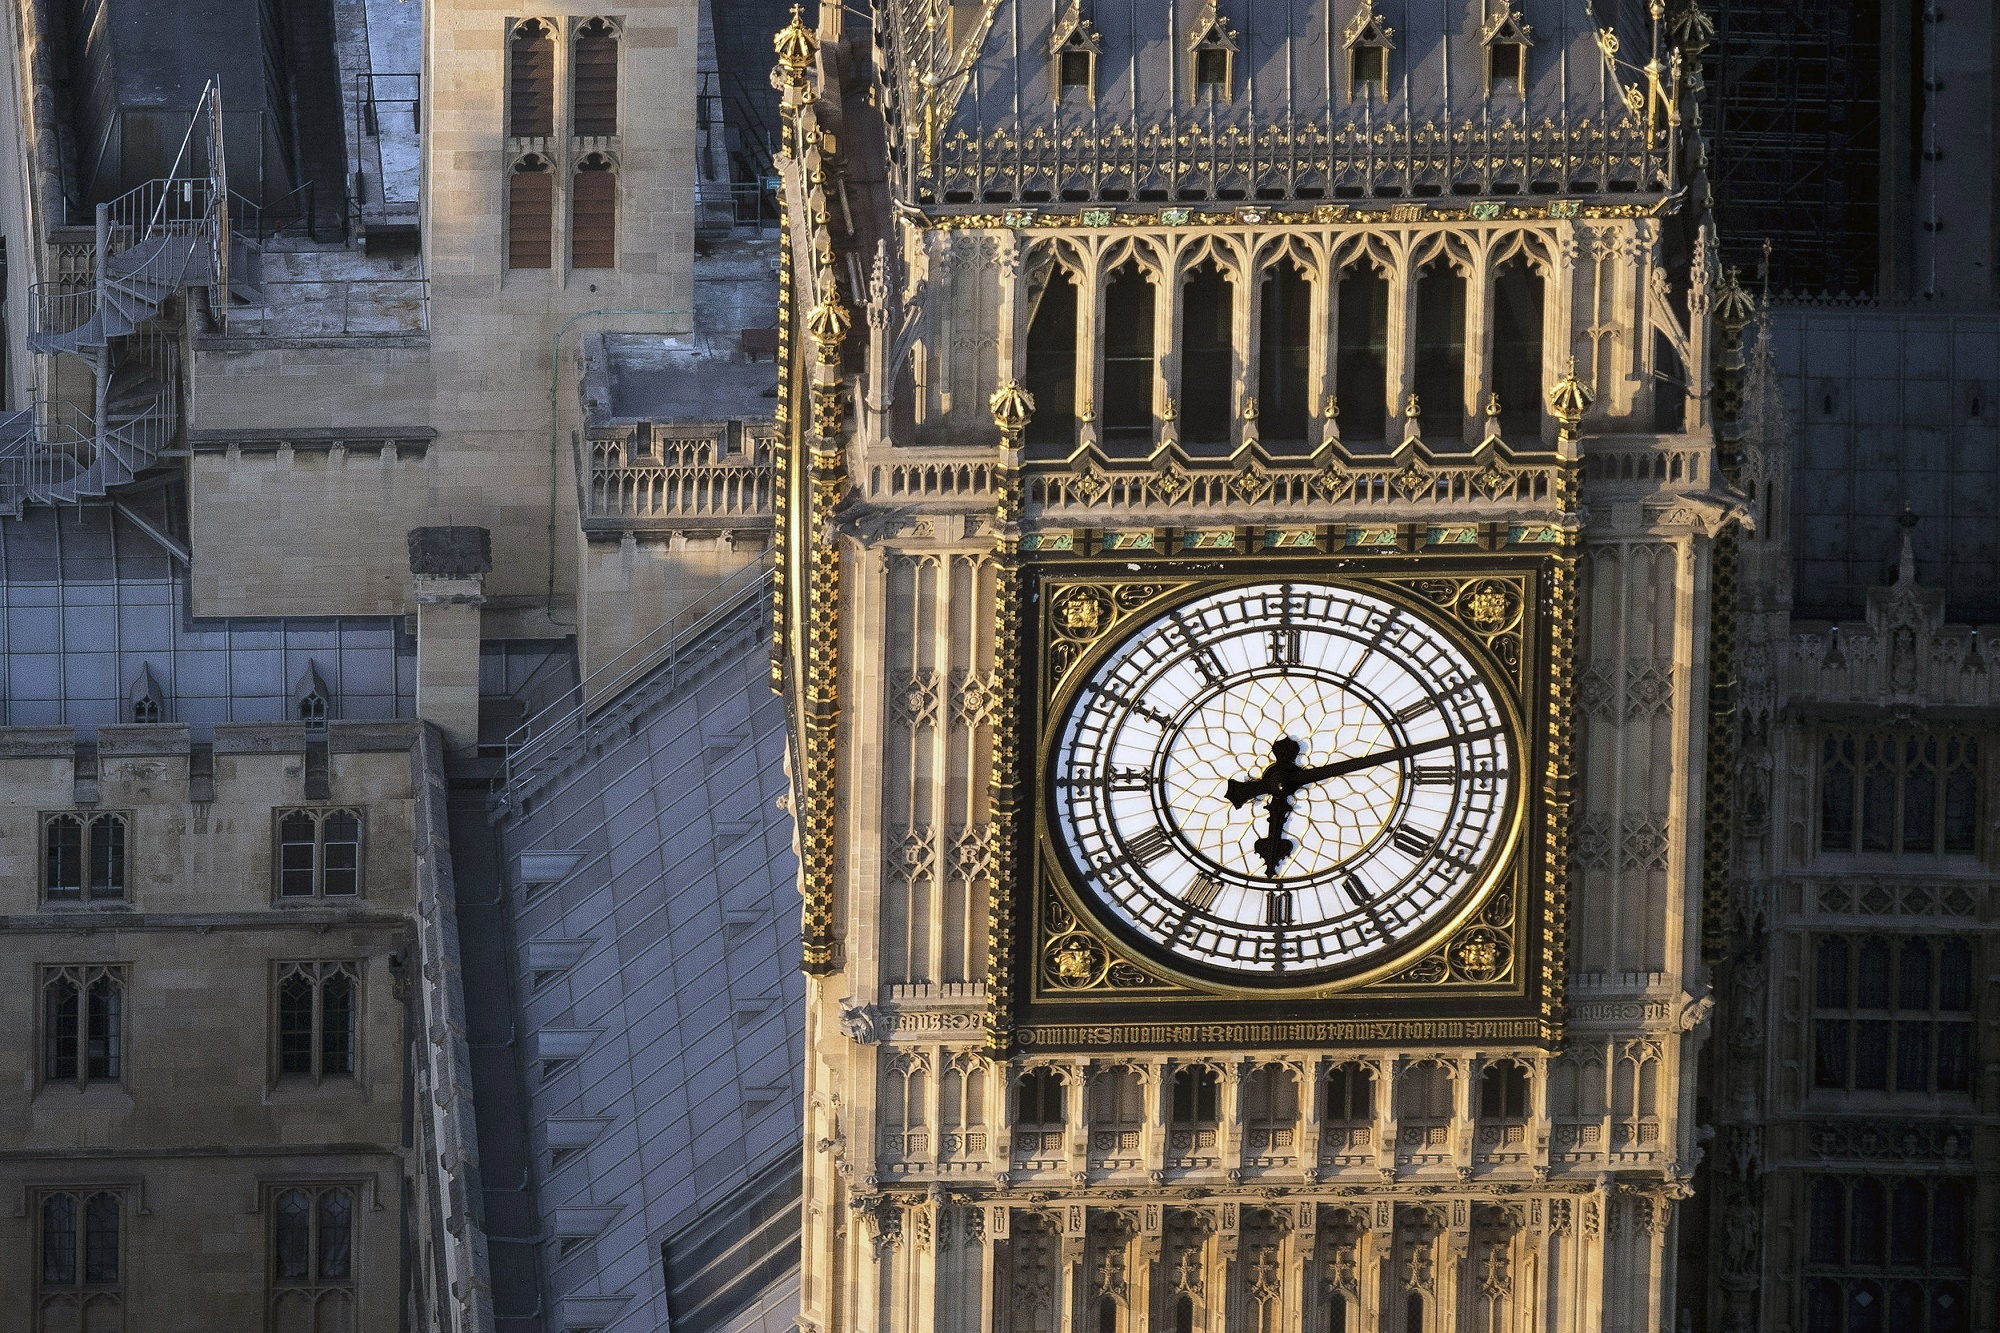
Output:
left=1225, top=774, right=1274, bottom=808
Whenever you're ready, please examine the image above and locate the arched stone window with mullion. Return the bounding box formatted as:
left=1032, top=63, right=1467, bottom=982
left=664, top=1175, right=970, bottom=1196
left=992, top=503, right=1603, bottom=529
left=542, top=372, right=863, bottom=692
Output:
left=38, top=1190, right=123, bottom=1327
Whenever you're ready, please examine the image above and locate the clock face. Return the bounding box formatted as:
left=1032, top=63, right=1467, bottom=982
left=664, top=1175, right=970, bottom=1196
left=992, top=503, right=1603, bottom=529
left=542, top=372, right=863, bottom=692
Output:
left=1048, top=580, right=1518, bottom=985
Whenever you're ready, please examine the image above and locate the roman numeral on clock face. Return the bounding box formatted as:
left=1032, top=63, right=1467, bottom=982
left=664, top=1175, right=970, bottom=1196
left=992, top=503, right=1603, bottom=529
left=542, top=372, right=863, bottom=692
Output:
left=1393, top=698, right=1434, bottom=724
left=1269, top=626, right=1301, bottom=665
left=1181, top=873, right=1222, bottom=911
left=1123, top=826, right=1176, bottom=866
left=1413, top=764, right=1455, bottom=785
left=1391, top=826, right=1433, bottom=858
left=1265, top=889, right=1294, bottom=926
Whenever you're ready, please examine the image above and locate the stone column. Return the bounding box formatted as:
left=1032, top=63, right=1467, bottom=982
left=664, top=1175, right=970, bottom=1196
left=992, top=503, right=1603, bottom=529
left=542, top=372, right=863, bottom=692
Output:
left=408, top=526, right=490, bottom=753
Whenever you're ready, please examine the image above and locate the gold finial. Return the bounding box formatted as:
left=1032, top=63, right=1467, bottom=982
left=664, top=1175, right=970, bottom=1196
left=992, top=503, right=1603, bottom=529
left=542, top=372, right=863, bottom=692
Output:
left=805, top=290, right=850, bottom=360
left=1546, top=358, right=1593, bottom=438
left=1162, top=396, right=1178, bottom=423
left=774, top=5, right=817, bottom=76
left=1404, top=392, right=1422, bottom=419
left=989, top=380, right=1036, bottom=436
left=1242, top=396, right=1258, bottom=421
left=1485, top=391, right=1502, bottom=418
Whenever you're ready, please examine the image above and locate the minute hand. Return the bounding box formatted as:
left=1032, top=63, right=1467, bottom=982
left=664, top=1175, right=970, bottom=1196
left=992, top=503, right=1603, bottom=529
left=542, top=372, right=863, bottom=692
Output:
left=1289, top=725, right=1504, bottom=789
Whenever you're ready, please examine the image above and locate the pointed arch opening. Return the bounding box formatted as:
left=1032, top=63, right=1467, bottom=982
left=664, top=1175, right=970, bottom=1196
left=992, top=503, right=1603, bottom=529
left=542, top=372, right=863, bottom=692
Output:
left=1335, top=266, right=1389, bottom=441
left=1101, top=263, right=1157, bottom=443
left=1258, top=260, right=1312, bottom=443
left=1179, top=261, right=1235, bottom=445
left=1491, top=260, right=1545, bottom=436
left=1025, top=267, right=1079, bottom=447
left=510, top=21, right=556, bottom=137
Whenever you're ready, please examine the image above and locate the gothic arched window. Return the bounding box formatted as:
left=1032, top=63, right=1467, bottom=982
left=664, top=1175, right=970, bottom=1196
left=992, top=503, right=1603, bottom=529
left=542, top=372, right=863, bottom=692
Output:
left=510, top=20, right=556, bottom=137
left=509, top=157, right=555, bottom=269
left=1187, top=3, right=1236, bottom=102
left=1179, top=261, right=1235, bottom=446
left=572, top=18, right=619, bottom=136
left=1258, top=261, right=1313, bottom=443
left=1335, top=264, right=1389, bottom=440
left=1100, top=263, right=1157, bottom=443
left=1480, top=10, right=1532, bottom=96
left=572, top=154, right=618, bottom=269
left=1025, top=267, right=1079, bottom=447
left=1343, top=7, right=1394, bottom=101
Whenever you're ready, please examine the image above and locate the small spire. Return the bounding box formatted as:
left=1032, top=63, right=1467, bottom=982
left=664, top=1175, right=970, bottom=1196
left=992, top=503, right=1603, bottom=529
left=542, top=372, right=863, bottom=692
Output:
left=1895, top=505, right=1919, bottom=586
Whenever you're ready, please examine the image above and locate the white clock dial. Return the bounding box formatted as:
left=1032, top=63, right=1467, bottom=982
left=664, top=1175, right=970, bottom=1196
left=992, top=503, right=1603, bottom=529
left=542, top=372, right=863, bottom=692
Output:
left=1050, top=580, right=1517, bottom=982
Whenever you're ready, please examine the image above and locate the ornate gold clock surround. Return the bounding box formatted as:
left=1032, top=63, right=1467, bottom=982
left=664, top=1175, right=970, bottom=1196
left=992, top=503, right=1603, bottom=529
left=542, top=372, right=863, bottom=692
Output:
left=995, top=549, right=1574, bottom=1052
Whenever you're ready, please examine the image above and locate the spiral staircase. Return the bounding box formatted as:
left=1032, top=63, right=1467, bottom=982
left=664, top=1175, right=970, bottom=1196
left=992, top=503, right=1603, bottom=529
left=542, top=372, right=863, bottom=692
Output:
left=0, top=81, right=238, bottom=517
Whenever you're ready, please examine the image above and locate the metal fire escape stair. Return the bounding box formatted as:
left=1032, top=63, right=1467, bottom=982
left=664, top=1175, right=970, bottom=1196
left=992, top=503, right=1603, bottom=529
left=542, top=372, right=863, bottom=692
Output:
left=0, top=80, right=234, bottom=515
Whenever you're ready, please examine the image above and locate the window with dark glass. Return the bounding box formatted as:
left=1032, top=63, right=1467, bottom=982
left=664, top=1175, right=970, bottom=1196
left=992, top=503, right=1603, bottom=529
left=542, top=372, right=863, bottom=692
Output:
left=1179, top=262, right=1235, bottom=446
left=1412, top=260, right=1466, bottom=438
left=1060, top=48, right=1094, bottom=96
left=1258, top=262, right=1312, bottom=443
left=1190, top=21, right=1233, bottom=101
left=1350, top=42, right=1387, bottom=98
left=271, top=1184, right=358, bottom=1322
left=1024, top=269, right=1078, bottom=447
left=42, top=966, right=122, bottom=1089
left=1819, top=730, right=1980, bottom=855
left=1814, top=934, right=1974, bottom=1095
left=276, top=809, right=365, bottom=899
left=1490, top=262, right=1544, bottom=435
left=1335, top=267, right=1389, bottom=441
left=1100, top=263, right=1156, bottom=443
left=1171, top=1066, right=1220, bottom=1124
left=277, top=962, right=358, bottom=1082
left=43, top=812, right=128, bottom=905
left=1017, top=1067, right=1065, bottom=1126
left=1479, top=1061, right=1530, bottom=1119
left=38, top=1190, right=121, bottom=1317
left=1325, top=1062, right=1375, bottom=1123
left=1803, top=1174, right=1969, bottom=1333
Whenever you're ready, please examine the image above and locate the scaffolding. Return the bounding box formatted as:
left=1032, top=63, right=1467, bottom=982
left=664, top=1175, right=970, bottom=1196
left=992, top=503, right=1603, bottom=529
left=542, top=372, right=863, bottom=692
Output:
left=1703, top=0, right=1886, bottom=297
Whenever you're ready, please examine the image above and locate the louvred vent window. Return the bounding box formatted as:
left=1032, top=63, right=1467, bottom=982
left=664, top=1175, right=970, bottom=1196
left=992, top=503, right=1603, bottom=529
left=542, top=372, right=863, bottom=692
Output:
left=573, top=20, right=618, bottom=136
left=509, top=159, right=554, bottom=269
left=572, top=157, right=617, bottom=269
left=510, top=21, right=555, bottom=136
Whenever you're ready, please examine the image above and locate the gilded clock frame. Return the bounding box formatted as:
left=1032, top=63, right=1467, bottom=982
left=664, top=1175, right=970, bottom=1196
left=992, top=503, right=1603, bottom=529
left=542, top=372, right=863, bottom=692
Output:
left=999, top=549, right=1574, bottom=1052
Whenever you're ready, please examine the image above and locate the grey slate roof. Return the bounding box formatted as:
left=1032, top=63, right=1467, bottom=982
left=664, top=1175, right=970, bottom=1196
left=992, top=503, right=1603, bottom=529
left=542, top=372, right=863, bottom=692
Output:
left=493, top=596, right=802, bottom=1333
left=0, top=501, right=413, bottom=730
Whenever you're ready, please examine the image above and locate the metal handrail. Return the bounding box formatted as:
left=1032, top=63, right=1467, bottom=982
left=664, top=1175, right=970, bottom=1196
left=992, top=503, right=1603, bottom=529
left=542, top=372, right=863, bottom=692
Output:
left=228, top=277, right=430, bottom=335
left=499, top=554, right=775, bottom=794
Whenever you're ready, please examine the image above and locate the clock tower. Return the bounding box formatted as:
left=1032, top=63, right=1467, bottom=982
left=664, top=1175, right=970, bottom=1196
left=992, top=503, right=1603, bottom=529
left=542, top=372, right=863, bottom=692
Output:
left=772, top=2, right=1731, bottom=1329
